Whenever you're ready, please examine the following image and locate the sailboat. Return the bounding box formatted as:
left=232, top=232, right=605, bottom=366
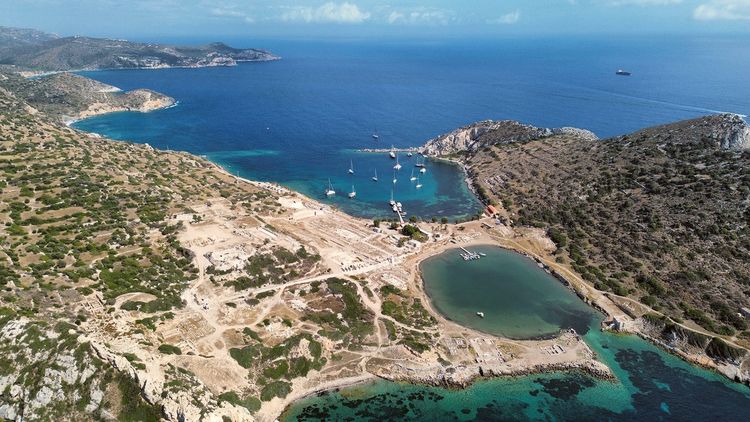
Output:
left=372, top=130, right=379, bottom=140
left=389, top=145, right=396, bottom=159
left=393, top=155, right=402, bottom=171
left=348, top=185, right=357, bottom=198
left=420, top=166, right=427, bottom=174
left=416, top=176, right=423, bottom=189
left=410, top=169, right=416, bottom=181
left=415, top=157, right=425, bottom=168
left=389, top=189, right=396, bottom=206
left=325, top=179, right=336, bottom=196
left=372, top=168, right=378, bottom=182
left=348, top=159, right=354, bottom=174
left=407, top=151, right=413, bottom=157
left=392, top=170, right=397, bottom=184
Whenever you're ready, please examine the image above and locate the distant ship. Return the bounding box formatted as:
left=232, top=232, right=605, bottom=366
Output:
left=372, top=168, right=378, bottom=182
left=616, top=69, right=632, bottom=76
left=348, top=159, right=354, bottom=174
left=389, top=145, right=396, bottom=159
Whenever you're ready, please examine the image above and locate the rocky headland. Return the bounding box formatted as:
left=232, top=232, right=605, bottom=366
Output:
left=0, top=26, right=279, bottom=72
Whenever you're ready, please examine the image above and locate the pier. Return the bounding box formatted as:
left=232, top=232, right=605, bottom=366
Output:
left=459, top=247, right=481, bottom=261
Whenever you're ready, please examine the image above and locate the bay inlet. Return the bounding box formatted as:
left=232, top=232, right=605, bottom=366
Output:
left=282, top=246, right=750, bottom=421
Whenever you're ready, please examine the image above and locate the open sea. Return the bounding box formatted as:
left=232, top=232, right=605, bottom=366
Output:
left=74, top=35, right=749, bottom=221
left=72, top=36, right=750, bottom=420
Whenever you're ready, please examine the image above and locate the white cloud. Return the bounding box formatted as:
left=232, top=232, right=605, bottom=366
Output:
left=693, top=0, right=750, bottom=20
left=210, top=7, right=254, bottom=23
left=281, top=2, right=370, bottom=24
left=601, top=0, right=683, bottom=5
left=488, top=9, right=520, bottom=24
left=386, top=8, right=455, bottom=25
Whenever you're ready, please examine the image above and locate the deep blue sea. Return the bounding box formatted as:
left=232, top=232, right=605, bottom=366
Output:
left=72, top=36, right=750, bottom=419
left=74, top=36, right=749, bottom=221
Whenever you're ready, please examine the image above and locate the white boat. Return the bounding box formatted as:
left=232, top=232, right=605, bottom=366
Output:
left=348, top=185, right=356, bottom=198
left=372, top=131, right=379, bottom=140
left=415, top=157, right=425, bottom=168
left=389, top=145, right=396, bottom=159
left=416, top=176, right=423, bottom=189
left=393, top=155, right=402, bottom=171
left=410, top=169, right=416, bottom=181
left=372, top=168, right=378, bottom=182
left=476, top=312, right=485, bottom=318
left=420, top=167, right=427, bottom=174
left=392, top=170, right=397, bottom=184
left=407, top=152, right=413, bottom=157
left=325, top=179, right=336, bottom=196
left=348, top=159, right=354, bottom=174
left=389, top=190, right=396, bottom=206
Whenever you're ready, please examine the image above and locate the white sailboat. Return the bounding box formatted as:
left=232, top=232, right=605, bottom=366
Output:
left=410, top=169, right=416, bottom=181
left=325, top=179, right=336, bottom=196
left=348, top=159, right=354, bottom=174
left=416, top=176, right=423, bottom=189
left=392, top=170, right=397, bottom=184
left=407, top=151, right=413, bottom=157
left=372, top=168, right=378, bottom=182
left=393, top=155, right=402, bottom=171
left=420, top=166, right=427, bottom=174
left=348, top=185, right=356, bottom=198
left=415, top=157, right=425, bottom=168
left=389, top=189, right=396, bottom=206
left=372, top=130, right=379, bottom=140
left=389, top=145, right=396, bottom=159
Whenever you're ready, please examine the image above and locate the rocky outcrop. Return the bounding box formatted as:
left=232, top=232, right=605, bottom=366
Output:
left=421, top=120, right=597, bottom=156
left=615, top=113, right=750, bottom=151
left=374, top=359, right=613, bottom=389
left=91, top=342, right=256, bottom=422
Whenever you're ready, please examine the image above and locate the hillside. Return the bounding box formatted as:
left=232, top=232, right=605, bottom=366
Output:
left=0, top=26, right=279, bottom=71
left=0, top=71, right=174, bottom=122
left=426, top=114, right=750, bottom=345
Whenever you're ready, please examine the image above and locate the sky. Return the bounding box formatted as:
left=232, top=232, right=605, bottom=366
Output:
left=1, top=0, right=749, bottom=40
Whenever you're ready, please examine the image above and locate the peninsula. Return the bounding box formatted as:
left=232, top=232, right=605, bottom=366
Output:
left=0, top=26, right=279, bottom=72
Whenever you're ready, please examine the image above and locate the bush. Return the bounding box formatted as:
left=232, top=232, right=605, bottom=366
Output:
left=260, top=381, right=292, bottom=401
left=157, top=344, right=182, bottom=355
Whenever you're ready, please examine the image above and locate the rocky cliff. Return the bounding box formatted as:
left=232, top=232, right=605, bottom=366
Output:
left=421, top=120, right=598, bottom=156
left=616, top=113, right=750, bottom=151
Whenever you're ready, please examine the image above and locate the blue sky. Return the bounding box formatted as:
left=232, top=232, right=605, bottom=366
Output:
left=2, top=0, right=749, bottom=39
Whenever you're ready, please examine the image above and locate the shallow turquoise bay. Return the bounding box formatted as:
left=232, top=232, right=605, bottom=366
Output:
left=283, top=247, right=750, bottom=421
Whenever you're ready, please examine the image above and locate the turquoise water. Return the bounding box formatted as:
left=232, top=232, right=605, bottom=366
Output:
left=72, top=36, right=750, bottom=220
left=283, top=247, right=750, bottom=421
left=421, top=245, right=595, bottom=340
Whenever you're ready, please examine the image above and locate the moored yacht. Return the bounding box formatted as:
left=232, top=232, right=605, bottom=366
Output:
left=348, top=185, right=356, bottom=198
left=389, top=145, right=396, bottom=159
left=372, top=168, right=378, bottom=182
left=393, top=155, right=402, bottom=171
left=325, top=179, right=336, bottom=196
left=348, top=159, right=354, bottom=174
